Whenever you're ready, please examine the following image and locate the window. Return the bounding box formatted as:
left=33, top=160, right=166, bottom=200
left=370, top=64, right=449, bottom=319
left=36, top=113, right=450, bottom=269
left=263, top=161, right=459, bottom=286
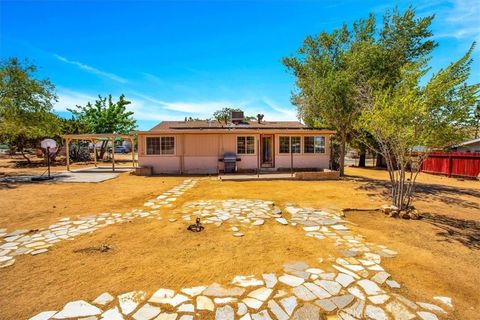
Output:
left=279, top=137, right=289, bottom=153
left=291, top=137, right=301, bottom=153
left=304, top=136, right=325, bottom=154
left=146, top=136, right=175, bottom=155
left=280, top=136, right=301, bottom=153
left=146, top=137, right=160, bottom=155
left=161, top=136, right=175, bottom=154
left=314, top=136, right=325, bottom=153
left=237, top=136, right=255, bottom=154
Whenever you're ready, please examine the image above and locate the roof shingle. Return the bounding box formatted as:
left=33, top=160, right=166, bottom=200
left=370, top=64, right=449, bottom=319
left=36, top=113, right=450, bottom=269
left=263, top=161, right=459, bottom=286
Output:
left=149, top=120, right=311, bottom=131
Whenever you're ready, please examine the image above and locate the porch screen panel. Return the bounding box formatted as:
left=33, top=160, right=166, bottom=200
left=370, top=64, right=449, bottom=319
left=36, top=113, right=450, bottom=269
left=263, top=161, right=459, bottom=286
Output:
left=314, top=136, right=325, bottom=153
left=304, top=136, right=315, bottom=153
left=146, top=137, right=161, bottom=155
left=279, top=137, right=290, bottom=153
left=161, top=136, right=175, bottom=154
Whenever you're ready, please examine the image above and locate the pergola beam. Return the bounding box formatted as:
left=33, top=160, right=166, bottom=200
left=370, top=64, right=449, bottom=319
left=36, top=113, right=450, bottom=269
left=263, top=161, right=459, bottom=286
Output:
left=62, top=133, right=135, bottom=171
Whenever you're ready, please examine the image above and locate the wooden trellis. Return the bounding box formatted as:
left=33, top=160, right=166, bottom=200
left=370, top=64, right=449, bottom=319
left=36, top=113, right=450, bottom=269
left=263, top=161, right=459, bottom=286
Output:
left=62, top=134, right=136, bottom=171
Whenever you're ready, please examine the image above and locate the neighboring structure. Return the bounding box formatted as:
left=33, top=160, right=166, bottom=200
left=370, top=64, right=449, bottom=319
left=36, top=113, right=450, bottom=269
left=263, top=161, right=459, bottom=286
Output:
left=136, top=113, right=335, bottom=174
left=450, top=138, right=480, bottom=152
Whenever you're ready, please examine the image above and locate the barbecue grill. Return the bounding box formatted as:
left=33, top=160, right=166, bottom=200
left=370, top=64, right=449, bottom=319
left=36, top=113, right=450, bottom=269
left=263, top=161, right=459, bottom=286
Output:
left=219, top=152, right=241, bottom=173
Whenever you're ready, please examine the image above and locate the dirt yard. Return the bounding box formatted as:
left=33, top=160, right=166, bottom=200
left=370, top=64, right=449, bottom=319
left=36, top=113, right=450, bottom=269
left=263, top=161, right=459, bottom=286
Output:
left=0, top=163, right=478, bottom=319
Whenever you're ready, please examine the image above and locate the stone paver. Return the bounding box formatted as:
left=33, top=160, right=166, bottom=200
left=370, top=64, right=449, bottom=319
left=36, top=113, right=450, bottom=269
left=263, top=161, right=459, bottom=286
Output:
left=27, top=203, right=454, bottom=320
left=0, top=179, right=197, bottom=268
left=52, top=300, right=101, bottom=319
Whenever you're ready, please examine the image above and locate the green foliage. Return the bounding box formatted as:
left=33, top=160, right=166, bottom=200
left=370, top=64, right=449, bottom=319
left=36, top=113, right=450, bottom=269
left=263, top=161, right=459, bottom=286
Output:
left=68, top=94, right=136, bottom=159
left=0, top=57, right=59, bottom=161
left=283, top=14, right=377, bottom=175
left=213, top=107, right=242, bottom=124
left=358, top=45, right=479, bottom=209
left=283, top=7, right=438, bottom=176
left=68, top=94, right=136, bottom=134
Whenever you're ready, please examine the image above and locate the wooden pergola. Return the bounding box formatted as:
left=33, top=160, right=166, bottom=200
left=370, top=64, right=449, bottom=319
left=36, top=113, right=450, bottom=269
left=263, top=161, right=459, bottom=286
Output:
left=63, top=133, right=136, bottom=171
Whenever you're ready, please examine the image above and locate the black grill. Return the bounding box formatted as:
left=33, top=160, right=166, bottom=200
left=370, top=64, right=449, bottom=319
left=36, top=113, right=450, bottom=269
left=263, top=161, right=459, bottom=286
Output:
left=220, top=152, right=240, bottom=173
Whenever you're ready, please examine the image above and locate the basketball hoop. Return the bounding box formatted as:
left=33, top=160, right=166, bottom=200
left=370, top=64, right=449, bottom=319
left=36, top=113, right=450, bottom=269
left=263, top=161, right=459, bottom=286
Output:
left=32, top=139, right=58, bottom=181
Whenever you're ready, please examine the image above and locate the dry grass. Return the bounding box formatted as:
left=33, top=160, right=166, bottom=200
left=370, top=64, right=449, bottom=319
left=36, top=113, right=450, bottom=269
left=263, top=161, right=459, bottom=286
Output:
left=0, top=163, right=479, bottom=319
left=0, top=173, right=187, bottom=230
left=0, top=217, right=337, bottom=319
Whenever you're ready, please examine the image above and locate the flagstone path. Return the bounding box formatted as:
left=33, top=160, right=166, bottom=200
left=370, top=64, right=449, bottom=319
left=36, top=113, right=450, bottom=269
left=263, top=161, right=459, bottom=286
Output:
left=0, top=179, right=197, bottom=268
left=27, top=200, right=453, bottom=320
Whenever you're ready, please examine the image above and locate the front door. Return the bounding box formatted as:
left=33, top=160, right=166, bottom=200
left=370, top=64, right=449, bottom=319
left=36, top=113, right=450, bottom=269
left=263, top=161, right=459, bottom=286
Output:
left=260, top=134, right=274, bottom=167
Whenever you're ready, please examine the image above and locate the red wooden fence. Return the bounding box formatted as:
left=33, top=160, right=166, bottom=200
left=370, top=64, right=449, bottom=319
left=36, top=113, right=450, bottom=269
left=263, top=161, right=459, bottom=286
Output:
left=421, top=152, right=480, bottom=178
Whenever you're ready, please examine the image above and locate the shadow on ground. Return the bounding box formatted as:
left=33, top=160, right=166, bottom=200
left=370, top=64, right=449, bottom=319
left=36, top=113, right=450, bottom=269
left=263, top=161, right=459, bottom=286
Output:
left=346, top=174, right=480, bottom=210
left=421, top=213, right=480, bottom=250
left=346, top=173, right=480, bottom=249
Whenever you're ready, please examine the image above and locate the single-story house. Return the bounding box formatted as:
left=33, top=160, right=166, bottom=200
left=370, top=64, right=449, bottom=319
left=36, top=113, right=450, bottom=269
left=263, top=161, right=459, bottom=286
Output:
left=450, top=138, right=480, bottom=152
left=136, top=114, right=335, bottom=174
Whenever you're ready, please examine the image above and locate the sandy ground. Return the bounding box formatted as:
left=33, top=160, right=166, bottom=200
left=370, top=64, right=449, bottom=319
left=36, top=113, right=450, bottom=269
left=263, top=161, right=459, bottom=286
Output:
left=0, top=219, right=339, bottom=319
left=0, top=160, right=479, bottom=319
left=0, top=172, right=186, bottom=230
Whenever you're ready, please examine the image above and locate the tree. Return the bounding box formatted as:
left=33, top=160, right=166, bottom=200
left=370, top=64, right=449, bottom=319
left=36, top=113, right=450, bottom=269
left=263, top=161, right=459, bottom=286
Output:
left=0, top=57, right=59, bottom=163
left=357, top=45, right=479, bottom=213
left=283, top=8, right=437, bottom=177
left=471, top=101, right=480, bottom=139
left=283, top=16, right=377, bottom=176
left=213, top=107, right=242, bottom=124
left=68, top=94, right=136, bottom=158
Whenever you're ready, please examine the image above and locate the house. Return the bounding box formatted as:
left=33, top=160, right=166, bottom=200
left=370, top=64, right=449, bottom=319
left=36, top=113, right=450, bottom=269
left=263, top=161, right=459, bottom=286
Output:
left=136, top=113, right=335, bottom=174
left=450, top=138, right=480, bottom=152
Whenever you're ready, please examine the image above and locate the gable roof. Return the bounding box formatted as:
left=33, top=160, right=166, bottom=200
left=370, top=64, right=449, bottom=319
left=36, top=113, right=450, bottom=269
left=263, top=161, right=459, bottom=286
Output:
left=452, top=137, right=480, bottom=148
left=150, top=120, right=315, bottom=131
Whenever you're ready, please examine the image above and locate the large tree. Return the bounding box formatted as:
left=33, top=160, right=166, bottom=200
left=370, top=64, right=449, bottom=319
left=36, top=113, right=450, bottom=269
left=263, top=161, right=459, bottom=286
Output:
left=0, top=57, right=59, bottom=162
left=358, top=45, right=479, bottom=214
left=68, top=94, right=136, bottom=158
left=283, top=8, right=436, bottom=176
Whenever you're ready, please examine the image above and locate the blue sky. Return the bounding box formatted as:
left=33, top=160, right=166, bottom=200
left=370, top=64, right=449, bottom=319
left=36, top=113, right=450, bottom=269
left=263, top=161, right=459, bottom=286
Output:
left=1, top=0, right=479, bottom=130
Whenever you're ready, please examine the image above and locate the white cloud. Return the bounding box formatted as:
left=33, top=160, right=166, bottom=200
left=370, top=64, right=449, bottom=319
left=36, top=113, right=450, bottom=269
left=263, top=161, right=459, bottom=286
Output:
left=53, top=88, right=299, bottom=129
left=131, top=92, right=236, bottom=115
left=53, top=54, right=128, bottom=83
left=260, top=97, right=298, bottom=121
left=54, top=88, right=96, bottom=113
left=431, top=0, right=480, bottom=40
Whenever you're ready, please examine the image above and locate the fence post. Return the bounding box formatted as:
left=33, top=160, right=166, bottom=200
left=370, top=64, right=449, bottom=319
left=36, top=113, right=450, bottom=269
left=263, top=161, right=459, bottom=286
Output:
left=448, top=154, right=453, bottom=177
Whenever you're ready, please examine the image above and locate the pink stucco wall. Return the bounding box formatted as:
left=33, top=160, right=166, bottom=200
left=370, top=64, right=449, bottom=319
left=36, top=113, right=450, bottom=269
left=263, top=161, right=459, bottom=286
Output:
left=138, top=132, right=331, bottom=174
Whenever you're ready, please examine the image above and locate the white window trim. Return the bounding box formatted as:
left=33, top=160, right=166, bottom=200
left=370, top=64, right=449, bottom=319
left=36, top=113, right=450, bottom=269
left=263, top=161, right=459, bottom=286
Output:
left=303, top=136, right=326, bottom=155
left=144, top=136, right=176, bottom=156
left=236, top=135, right=256, bottom=155
left=278, top=135, right=302, bottom=154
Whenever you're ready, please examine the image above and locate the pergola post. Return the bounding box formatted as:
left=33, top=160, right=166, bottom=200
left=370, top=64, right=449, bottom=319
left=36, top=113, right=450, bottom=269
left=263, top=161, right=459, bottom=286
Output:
left=111, top=136, right=115, bottom=172
left=131, top=137, right=135, bottom=167
left=92, top=139, right=97, bottom=167
left=66, top=138, right=70, bottom=171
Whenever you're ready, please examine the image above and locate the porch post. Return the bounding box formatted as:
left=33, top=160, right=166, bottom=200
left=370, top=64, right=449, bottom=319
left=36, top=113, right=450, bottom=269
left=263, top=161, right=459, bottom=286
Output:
left=290, top=137, right=294, bottom=177
left=131, top=137, right=135, bottom=167
left=66, top=138, right=70, bottom=171
left=257, top=137, right=260, bottom=178
left=92, top=139, right=97, bottom=167
left=111, top=137, right=115, bottom=172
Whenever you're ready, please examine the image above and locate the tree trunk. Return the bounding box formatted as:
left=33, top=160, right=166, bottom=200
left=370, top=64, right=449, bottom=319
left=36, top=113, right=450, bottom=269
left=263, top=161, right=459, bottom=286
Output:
left=375, top=153, right=383, bottom=167
left=358, top=148, right=366, bottom=167
left=20, top=148, right=31, bottom=164
left=339, top=134, right=346, bottom=177
left=98, top=140, right=108, bottom=160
